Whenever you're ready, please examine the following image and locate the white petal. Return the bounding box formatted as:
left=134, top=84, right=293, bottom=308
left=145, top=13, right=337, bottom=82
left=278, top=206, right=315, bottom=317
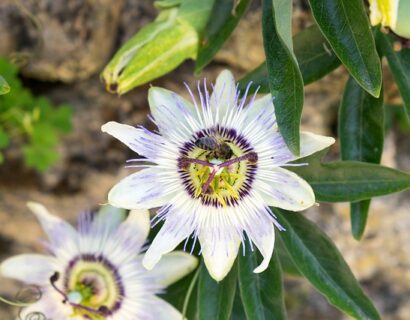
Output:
left=148, top=87, right=198, bottom=141
left=246, top=94, right=275, bottom=122
left=19, top=290, right=73, bottom=320
left=1, top=254, right=55, bottom=285
left=148, top=251, right=198, bottom=286
left=143, top=216, right=194, bottom=270
left=210, top=70, right=236, bottom=117
left=149, top=296, right=183, bottom=320
left=108, top=168, right=176, bottom=209
left=299, top=131, right=335, bottom=159
left=94, top=204, right=127, bottom=232
left=27, top=202, right=77, bottom=248
left=199, top=232, right=241, bottom=282
left=122, top=208, right=151, bottom=246
left=247, top=220, right=275, bottom=273
left=256, top=167, right=315, bottom=211
left=101, top=121, right=167, bottom=161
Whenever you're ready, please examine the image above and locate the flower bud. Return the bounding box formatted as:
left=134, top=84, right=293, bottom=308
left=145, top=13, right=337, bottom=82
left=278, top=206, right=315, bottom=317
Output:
left=369, top=0, right=410, bottom=39
left=101, top=0, right=211, bottom=95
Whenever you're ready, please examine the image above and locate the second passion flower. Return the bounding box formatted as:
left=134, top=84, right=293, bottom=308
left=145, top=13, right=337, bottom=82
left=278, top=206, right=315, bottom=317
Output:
left=102, top=70, right=335, bottom=281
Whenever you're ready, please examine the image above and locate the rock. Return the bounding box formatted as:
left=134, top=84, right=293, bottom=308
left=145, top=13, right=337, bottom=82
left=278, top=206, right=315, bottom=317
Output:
left=0, top=0, right=124, bottom=82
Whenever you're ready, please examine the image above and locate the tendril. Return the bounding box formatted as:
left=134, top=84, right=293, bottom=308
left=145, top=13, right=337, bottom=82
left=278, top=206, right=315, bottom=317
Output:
left=0, top=285, right=42, bottom=307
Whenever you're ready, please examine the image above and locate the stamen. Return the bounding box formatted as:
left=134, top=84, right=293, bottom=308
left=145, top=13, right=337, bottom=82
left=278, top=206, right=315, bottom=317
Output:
left=178, top=157, right=213, bottom=169
left=219, top=152, right=258, bottom=168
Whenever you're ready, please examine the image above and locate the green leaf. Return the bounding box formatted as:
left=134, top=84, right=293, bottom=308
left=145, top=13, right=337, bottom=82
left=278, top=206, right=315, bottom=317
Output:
left=274, top=209, right=381, bottom=319
left=376, top=30, right=410, bottom=122
left=31, top=123, right=58, bottom=147
left=197, top=260, right=237, bottom=320
left=308, top=0, right=382, bottom=97
left=0, top=152, right=3, bottom=164
left=0, top=127, right=10, bottom=148
left=276, top=234, right=301, bottom=276
left=195, top=0, right=251, bottom=72
left=22, top=144, right=59, bottom=172
left=0, top=75, right=10, bottom=95
left=239, top=24, right=341, bottom=93
left=262, top=0, right=304, bottom=155
left=339, top=76, right=384, bottom=239
left=350, top=200, right=371, bottom=240
left=339, top=77, right=384, bottom=163
left=49, top=104, right=73, bottom=134
left=289, top=156, right=410, bottom=202
left=238, top=247, right=286, bottom=320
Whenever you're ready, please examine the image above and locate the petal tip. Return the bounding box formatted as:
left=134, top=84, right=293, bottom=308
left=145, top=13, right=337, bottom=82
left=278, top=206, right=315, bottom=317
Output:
left=142, top=253, right=160, bottom=271
left=101, top=121, right=119, bottom=133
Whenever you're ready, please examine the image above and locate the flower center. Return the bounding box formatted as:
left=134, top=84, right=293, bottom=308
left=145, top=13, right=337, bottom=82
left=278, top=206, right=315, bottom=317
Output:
left=50, top=254, right=124, bottom=319
left=178, top=127, right=257, bottom=207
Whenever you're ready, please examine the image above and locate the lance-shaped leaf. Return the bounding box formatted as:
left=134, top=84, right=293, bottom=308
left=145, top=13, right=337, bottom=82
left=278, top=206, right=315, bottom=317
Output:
left=376, top=30, right=410, bottom=122
left=308, top=0, right=382, bottom=97
left=238, top=247, right=286, bottom=320
left=197, top=260, right=237, bottom=320
left=288, top=153, right=410, bottom=202
left=262, top=0, right=304, bottom=155
left=0, top=75, right=10, bottom=95
left=195, top=0, right=251, bottom=72
left=239, top=24, right=341, bottom=93
left=339, top=76, right=384, bottom=239
left=274, top=209, right=381, bottom=319
left=276, top=234, right=301, bottom=276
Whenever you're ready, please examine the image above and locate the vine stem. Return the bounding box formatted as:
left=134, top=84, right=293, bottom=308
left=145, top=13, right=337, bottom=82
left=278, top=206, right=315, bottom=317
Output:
left=0, top=295, right=32, bottom=307
left=181, top=266, right=201, bottom=319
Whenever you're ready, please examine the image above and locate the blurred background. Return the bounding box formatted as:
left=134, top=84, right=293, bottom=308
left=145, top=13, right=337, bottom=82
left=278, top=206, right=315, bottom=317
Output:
left=0, top=0, right=409, bottom=319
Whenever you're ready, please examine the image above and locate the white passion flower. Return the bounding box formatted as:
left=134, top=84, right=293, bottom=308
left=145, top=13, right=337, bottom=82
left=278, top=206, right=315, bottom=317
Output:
left=369, top=0, right=410, bottom=39
left=0, top=203, right=197, bottom=320
left=101, top=70, right=335, bottom=281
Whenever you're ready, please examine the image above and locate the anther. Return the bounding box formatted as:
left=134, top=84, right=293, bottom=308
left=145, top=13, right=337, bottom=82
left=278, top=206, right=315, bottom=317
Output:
left=219, top=152, right=258, bottom=168
left=178, top=157, right=213, bottom=169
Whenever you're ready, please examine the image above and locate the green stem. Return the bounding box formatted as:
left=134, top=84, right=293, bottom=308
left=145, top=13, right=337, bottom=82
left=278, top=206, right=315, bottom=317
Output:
left=0, top=295, right=32, bottom=307
left=182, top=266, right=200, bottom=318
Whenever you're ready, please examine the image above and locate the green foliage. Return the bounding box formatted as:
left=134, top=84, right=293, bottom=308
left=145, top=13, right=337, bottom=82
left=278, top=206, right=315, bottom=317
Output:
left=238, top=248, right=286, bottom=320
left=262, top=0, right=303, bottom=155
left=195, top=0, right=251, bottom=73
left=289, top=151, right=410, bottom=203
left=274, top=209, right=381, bottom=319
left=0, top=58, right=72, bottom=171
left=308, top=0, right=382, bottom=97
left=376, top=30, right=410, bottom=121
left=239, top=24, right=341, bottom=93
left=0, top=75, right=10, bottom=95
left=197, top=261, right=237, bottom=320
left=339, top=76, right=385, bottom=239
